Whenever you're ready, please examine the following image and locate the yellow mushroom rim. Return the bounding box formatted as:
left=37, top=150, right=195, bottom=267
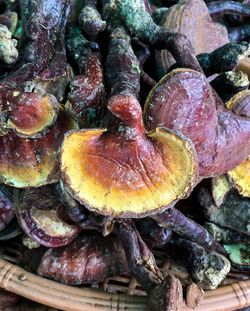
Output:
left=60, top=127, right=198, bottom=218
left=226, top=90, right=250, bottom=111
left=226, top=93, right=250, bottom=198
left=7, top=94, right=59, bottom=137
left=228, top=157, right=250, bottom=198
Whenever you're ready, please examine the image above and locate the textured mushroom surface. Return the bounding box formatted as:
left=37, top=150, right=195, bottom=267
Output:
left=0, top=112, right=76, bottom=188
left=144, top=68, right=250, bottom=177
left=61, top=95, right=198, bottom=217
left=155, top=0, right=229, bottom=74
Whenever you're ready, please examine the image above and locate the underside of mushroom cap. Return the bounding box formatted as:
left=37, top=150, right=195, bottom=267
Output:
left=60, top=117, right=198, bottom=218
left=0, top=111, right=76, bottom=188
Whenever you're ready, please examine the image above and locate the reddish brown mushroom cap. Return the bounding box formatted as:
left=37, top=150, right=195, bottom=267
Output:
left=60, top=94, right=198, bottom=218
left=4, top=91, right=59, bottom=138
left=14, top=187, right=80, bottom=247
left=144, top=68, right=250, bottom=177
left=0, top=111, right=76, bottom=188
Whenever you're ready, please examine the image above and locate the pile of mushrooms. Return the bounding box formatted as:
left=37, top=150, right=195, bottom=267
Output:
left=0, top=0, right=249, bottom=310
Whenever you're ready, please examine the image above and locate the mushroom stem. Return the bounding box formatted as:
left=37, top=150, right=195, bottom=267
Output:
left=197, top=42, right=250, bottom=76
left=152, top=207, right=225, bottom=254
left=207, top=1, right=250, bottom=16
left=118, top=221, right=183, bottom=311
left=210, top=71, right=249, bottom=102
left=118, top=220, right=163, bottom=292
left=78, top=0, right=106, bottom=37
left=136, top=218, right=173, bottom=247
left=105, top=0, right=202, bottom=72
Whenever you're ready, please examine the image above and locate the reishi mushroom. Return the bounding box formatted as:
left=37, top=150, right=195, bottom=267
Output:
left=144, top=68, right=250, bottom=177
left=14, top=186, right=80, bottom=247
left=60, top=20, right=198, bottom=217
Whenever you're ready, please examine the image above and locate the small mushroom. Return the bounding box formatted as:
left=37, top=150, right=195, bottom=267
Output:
left=144, top=68, right=250, bottom=177
left=154, top=0, right=229, bottom=74
left=37, top=233, right=128, bottom=285
left=14, top=186, right=80, bottom=247
left=0, top=111, right=76, bottom=188
left=2, top=89, right=59, bottom=138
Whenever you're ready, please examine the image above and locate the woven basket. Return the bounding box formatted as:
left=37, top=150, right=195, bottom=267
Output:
left=0, top=241, right=249, bottom=311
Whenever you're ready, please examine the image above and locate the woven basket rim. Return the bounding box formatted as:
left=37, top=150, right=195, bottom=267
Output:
left=0, top=258, right=249, bottom=311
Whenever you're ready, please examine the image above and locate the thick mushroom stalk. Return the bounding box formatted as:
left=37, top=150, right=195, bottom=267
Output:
left=102, top=0, right=202, bottom=72
left=118, top=221, right=183, bottom=311
left=152, top=207, right=225, bottom=254
left=144, top=68, right=250, bottom=177
left=78, top=0, right=106, bottom=36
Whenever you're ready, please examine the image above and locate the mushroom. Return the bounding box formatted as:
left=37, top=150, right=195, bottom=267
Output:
left=154, top=0, right=229, bottom=75
left=144, top=68, right=250, bottom=177
left=60, top=20, right=198, bottom=217
left=36, top=233, right=128, bottom=285
left=0, top=0, right=71, bottom=138
left=0, top=111, right=76, bottom=188
left=14, top=186, right=80, bottom=247
left=118, top=221, right=183, bottom=311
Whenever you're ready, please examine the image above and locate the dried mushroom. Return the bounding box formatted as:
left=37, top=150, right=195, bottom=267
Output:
left=144, top=68, right=250, bottom=177
left=14, top=186, right=80, bottom=247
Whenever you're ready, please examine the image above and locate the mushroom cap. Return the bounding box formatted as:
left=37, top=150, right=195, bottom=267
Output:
left=60, top=125, right=198, bottom=218
left=0, top=111, right=76, bottom=188
left=6, top=92, right=59, bottom=138
left=156, top=0, right=229, bottom=74
left=14, top=187, right=80, bottom=247
left=144, top=68, right=250, bottom=177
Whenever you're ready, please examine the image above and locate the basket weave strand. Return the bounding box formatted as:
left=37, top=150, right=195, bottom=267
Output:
left=0, top=259, right=250, bottom=311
